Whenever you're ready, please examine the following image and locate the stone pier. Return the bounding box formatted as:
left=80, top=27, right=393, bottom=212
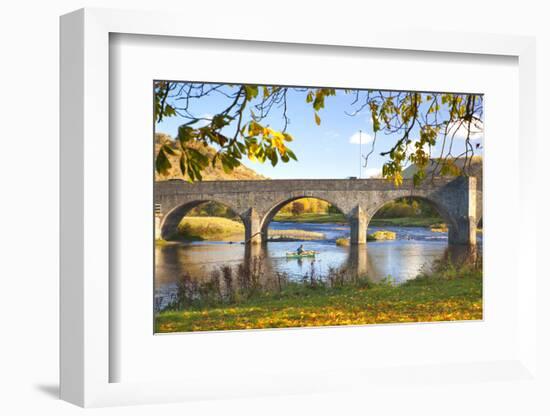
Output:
left=349, top=205, right=368, bottom=245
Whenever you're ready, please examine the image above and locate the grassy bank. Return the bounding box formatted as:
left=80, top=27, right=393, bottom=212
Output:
left=268, top=229, right=325, bottom=241
left=171, top=216, right=326, bottom=242
left=178, top=216, right=244, bottom=240
left=155, top=266, right=482, bottom=332
left=272, top=212, right=347, bottom=224
left=369, top=217, right=442, bottom=227
left=273, top=213, right=442, bottom=228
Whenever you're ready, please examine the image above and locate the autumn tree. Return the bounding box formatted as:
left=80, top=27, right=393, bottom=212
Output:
left=155, top=82, right=482, bottom=186
left=291, top=201, right=305, bottom=216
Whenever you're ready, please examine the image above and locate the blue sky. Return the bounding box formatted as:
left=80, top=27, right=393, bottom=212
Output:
left=156, top=85, right=483, bottom=179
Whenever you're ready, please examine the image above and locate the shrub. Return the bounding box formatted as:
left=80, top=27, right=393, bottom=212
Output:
left=335, top=237, right=350, bottom=246
left=367, top=230, right=396, bottom=241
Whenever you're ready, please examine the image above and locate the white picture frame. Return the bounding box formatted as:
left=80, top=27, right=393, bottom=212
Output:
left=60, top=8, right=539, bottom=408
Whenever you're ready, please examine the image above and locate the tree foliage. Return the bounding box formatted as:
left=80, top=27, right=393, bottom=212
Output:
left=351, top=91, right=483, bottom=185
left=290, top=201, right=305, bottom=216
left=154, top=81, right=482, bottom=186
left=373, top=197, right=439, bottom=219
left=187, top=201, right=240, bottom=219
left=278, top=198, right=332, bottom=215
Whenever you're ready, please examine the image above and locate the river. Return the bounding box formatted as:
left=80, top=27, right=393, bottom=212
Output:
left=155, top=221, right=481, bottom=309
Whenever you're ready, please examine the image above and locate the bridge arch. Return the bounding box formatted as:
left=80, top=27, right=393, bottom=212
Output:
left=159, top=199, right=243, bottom=241
left=366, top=194, right=458, bottom=232
left=260, top=195, right=350, bottom=241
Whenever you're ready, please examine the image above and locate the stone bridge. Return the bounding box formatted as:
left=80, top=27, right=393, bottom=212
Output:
left=155, top=177, right=481, bottom=245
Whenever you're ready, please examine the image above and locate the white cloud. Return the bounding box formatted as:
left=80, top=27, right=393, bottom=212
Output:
left=349, top=131, right=373, bottom=145
left=446, top=119, right=483, bottom=140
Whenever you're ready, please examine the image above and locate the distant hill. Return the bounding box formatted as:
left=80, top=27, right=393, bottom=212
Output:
left=402, top=157, right=482, bottom=187
left=154, top=133, right=267, bottom=181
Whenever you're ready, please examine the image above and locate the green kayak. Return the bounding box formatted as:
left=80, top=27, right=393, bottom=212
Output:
left=285, top=250, right=317, bottom=258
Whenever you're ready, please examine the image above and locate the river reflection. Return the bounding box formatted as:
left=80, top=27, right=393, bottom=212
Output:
left=155, top=222, right=481, bottom=309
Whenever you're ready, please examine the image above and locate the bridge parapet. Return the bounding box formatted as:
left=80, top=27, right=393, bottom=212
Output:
left=155, top=177, right=461, bottom=195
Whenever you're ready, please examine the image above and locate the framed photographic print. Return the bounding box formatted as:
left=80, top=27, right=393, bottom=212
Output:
left=60, top=7, right=541, bottom=408
left=152, top=81, right=483, bottom=334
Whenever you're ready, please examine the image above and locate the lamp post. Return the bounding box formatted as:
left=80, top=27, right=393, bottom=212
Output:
left=358, top=129, right=362, bottom=179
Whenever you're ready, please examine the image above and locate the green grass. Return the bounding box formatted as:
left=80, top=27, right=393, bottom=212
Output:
left=272, top=213, right=443, bottom=228
left=178, top=216, right=244, bottom=241
left=369, top=217, right=442, bottom=227
left=155, top=266, right=482, bottom=332
left=272, top=212, right=347, bottom=224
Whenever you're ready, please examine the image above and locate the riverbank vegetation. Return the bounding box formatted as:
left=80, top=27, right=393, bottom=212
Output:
left=170, top=216, right=327, bottom=242
left=155, top=259, right=482, bottom=332
left=369, top=217, right=442, bottom=227
left=177, top=197, right=446, bottom=231
left=367, top=230, right=396, bottom=241
left=178, top=216, right=244, bottom=241
left=272, top=197, right=445, bottom=229
left=369, top=198, right=443, bottom=228
left=375, top=198, right=438, bottom=218
left=267, top=229, right=325, bottom=241
left=277, top=214, right=442, bottom=228
left=273, top=212, right=347, bottom=223
left=273, top=198, right=346, bottom=223
left=336, top=230, right=396, bottom=246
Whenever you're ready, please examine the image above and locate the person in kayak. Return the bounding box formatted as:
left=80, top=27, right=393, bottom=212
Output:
left=296, top=244, right=305, bottom=254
